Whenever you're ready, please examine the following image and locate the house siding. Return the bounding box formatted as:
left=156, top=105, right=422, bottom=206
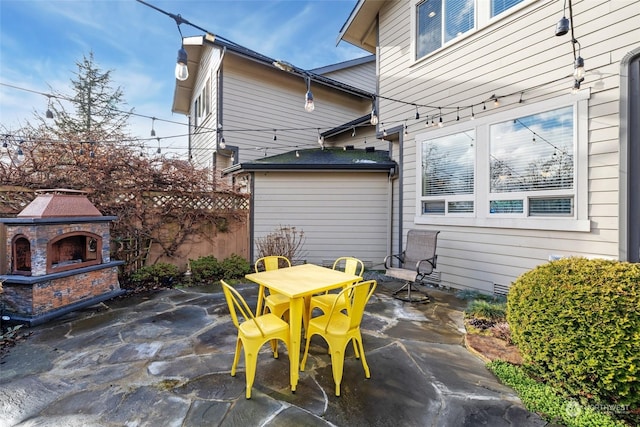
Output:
left=320, top=60, right=377, bottom=93
left=221, top=54, right=372, bottom=164
left=376, top=0, right=639, bottom=292
left=252, top=171, right=390, bottom=268
left=190, top=47, right=222, bottom=169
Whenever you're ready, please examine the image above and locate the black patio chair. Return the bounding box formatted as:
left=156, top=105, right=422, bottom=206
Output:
left=384, top=230, right=440, bottom=302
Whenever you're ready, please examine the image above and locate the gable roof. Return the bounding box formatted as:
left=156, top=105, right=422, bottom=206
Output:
left=309, top=54, right=375, bottom=75
left=230, top=147, right=395, bottom=173
left=337, top=0, right=382, bottom=53
left=172, top=34, right=375, bottom=115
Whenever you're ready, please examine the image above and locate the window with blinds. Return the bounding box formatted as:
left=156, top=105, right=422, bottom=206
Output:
left=421, top=130, right=475, bottom=214
left=489, top=106, right=575, bottom=216
left=417, top=93, right=588, bottom=227
left=415, top=0, right=525, bottom=60
left=491, top=0, right=524, bottom=17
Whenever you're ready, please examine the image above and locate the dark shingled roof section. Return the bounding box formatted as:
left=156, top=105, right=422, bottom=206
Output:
left=239, top=148, right=396, bottom=171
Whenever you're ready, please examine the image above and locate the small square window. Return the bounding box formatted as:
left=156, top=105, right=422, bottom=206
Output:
left=423, top=200, right=446, bottom=214
left=490, top=200, right=523, bottom=214
left=529, top=197, right=573, bottom=216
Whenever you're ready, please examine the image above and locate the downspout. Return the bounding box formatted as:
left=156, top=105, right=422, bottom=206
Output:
left=382, top=126, right=403, bottom=268
left=249, top=171, right=255, bottom=263
left=398, top=132, right=404, bottom=261
left=214, top=47, right=226, bottom=186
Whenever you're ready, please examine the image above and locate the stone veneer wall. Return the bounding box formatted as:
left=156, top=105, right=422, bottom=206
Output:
left=2, top=221, right=111, bottom=276
left=1, top=265, right=120, bottom=316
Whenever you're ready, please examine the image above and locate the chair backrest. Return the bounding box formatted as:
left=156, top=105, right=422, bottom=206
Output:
left=327, top=280, right=377, bottom=331
left=221, top=280, right=266, bottom=337
left=254, top=256, right=291, bottom=273
left=332, top=257, right=365, bottom=277
left=404, top=230, right=439, bottom=268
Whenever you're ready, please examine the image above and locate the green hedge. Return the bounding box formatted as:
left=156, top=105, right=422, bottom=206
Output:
left=507, top=257, right=640, bottom=414
left=130, top=262, right=180, bottom=286
left=189, top=254, right=251, bottom=283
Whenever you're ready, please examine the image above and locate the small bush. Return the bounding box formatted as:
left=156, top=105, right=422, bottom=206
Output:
left=189, top=255, right=222, bottom=283
left=188, top=254, right=251, bottom=283
left=219, top=254, right=251, bottom=279
left=465, top=299, right=506, bottom=321
left=130, top=263, right=180, bottom=286
left=255, top=225, right=306, bottom=262
left=507, top=257, right=640, bottom=417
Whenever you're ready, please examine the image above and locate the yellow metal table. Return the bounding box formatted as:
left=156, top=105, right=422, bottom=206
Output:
left=245, top=263, right=362, bottom=392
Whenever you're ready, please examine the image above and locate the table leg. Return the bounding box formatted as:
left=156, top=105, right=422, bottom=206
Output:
left=256, top=285, right=265, bottom=316
left=288, top=296, right=304, bottom=392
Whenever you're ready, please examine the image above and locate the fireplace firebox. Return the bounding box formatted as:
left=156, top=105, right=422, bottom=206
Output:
left=0, top=189, right=124, bottom=325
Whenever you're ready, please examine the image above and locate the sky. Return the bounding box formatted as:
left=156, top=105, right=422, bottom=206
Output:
left=0, top=0, right=367, bottom=158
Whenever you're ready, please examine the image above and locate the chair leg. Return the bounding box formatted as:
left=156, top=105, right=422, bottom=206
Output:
left=354, top=336, right=371, bottom=378
left=242, top=342, right=260, bottom=399
left=329, top=344, right=346, bottom=396
left=231, top=339, right=242, bottom=376
left=300, top=332, right=314, bottom=371
left=392, top=281, right=429, bottom=303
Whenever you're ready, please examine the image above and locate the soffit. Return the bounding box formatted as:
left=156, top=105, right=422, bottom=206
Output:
left=171, top=43, right=203, bottom=115
left=337, top=0, right=383, bottom=53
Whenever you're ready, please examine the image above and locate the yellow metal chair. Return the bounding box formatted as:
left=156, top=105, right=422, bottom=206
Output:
left=221, top=280, right=290, bottom=399
left=301, top=279, right=377, bottom=396
left=308, top=257, right=364, bottom=318
left=254, top=256, right=291, bottom=320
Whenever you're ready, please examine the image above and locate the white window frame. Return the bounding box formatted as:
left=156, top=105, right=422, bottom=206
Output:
left=410, top=0, right=532, bottom=64
left=415, top=90, right=591, bottom=232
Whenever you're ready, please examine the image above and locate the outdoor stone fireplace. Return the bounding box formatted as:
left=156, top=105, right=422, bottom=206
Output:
left=0, top=189, right=124, bottom=325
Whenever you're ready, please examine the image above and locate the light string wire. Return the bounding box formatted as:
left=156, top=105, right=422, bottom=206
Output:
left=2, top=0, right=582, bottom=155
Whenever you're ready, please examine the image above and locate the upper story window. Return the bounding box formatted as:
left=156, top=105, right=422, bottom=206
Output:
left=415, top=0, right=525, bottom=60
left=416, top=92, right=590, bottom=231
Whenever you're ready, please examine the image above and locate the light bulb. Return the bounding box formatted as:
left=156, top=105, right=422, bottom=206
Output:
left=175, top=47, right=189, bottom=81
left=219, top=137, right=226, bottom=149
left=304, top=90, right=315, bottom=112
left=573, top=56, right=585, bottom=81
left=370, top=110, right=378, bottom=126
left=16, top=148, right=25, bottom=164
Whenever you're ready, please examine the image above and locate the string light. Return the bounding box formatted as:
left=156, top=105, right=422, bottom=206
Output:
left=45, top=96, right=54, bottom=119
left=456, top=107, right=460, bottom=121
left=2, top=70, right=579, bottom=156
left=150, top=117, right=156, bottom=137
left=304, top=76, right=314, bottom=112
left=415, top=105, right=420, bottom=120
left=370, top=99, right=379, bottom=125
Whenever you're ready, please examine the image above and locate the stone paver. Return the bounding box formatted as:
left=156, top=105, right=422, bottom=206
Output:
left=0, top=281, right=547, bottom=427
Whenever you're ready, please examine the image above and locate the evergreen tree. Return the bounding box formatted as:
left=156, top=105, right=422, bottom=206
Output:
left=43, top=51, right=132, bottom=141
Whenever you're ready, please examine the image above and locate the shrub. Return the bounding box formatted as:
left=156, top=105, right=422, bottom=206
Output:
left=130, top=262, right=180, bottom=286
left=255, top=225, right=306, bottom=262
left=488, top=361, right=627, bottom=427
left=219, top=254, right=251, bottom=279
left=507, top=257, right=640, bottom=415
left=189, top=255, right=222, bottom=283
left=465, top=299, right=506, bottom=321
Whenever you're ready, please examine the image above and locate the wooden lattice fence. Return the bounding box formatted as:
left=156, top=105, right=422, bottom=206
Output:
left=0, top=186, right=250, bottom=271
